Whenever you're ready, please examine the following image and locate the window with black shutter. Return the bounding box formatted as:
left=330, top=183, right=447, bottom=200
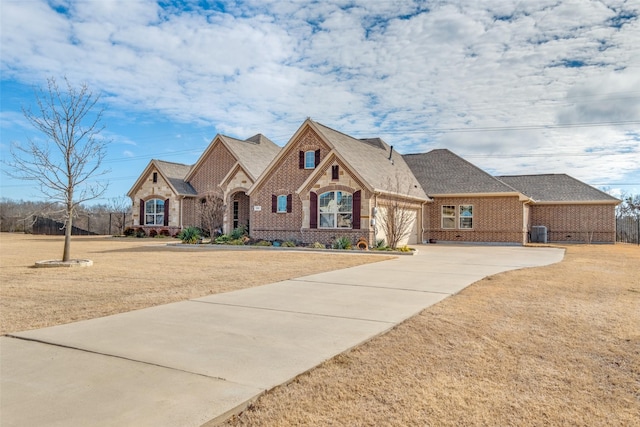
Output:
left=309, top=192, right=318, bottom=229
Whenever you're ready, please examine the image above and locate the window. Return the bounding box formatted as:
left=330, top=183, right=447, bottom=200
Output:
left=277, top=195, right=287, bottom=213
left=459, top=205, right=473, bottom=229
left=152, top=172, right=158, bottom=183
left=441, top=204, right=473, bottom=229
left=304, top=151, right=315, bottom=169
left=145, top=198, right=164, bottom=226
left=442, top=205, right=456, bottom=229
left=319, top=191, right=352, bottom=228
left=331, top=165, right=339, bottom=180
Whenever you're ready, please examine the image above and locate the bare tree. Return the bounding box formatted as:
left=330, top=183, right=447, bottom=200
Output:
left=198, top=191, right=225, bottom=237
left=376, top=175, right=418, bottom=249
left=6, top=77, right=109, bottom=261
left=108, top=196, right=131, bottom=235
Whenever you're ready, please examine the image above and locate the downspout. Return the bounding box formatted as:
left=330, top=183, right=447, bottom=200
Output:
left=180, top=196, right=184, bottom=229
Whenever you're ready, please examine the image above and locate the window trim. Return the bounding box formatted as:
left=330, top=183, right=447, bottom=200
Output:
left=318, top=190, right=353, bottom=229
left=441, top=204, right=473, bottom=230
left=304, top=151, right=316, bottom=169
left=459, top=204, right=473, bottom=229
left=276, top=195, right=287, bottom=213
left=144, top=198, right=165, bottom=226
left=441, top=205, right=456, bottom=229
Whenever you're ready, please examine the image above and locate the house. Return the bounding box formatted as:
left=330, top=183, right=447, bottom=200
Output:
left=128, top=119, right=619, bottom=244
left=247, top=119, right=429, bottom=246
left=127, top=133, right=280, bottom=235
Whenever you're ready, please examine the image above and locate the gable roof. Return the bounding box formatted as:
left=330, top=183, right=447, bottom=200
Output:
left=186, top=133, right=280, bottom=182
left=311, top=121, right=429, bottom=200
left=403, top=149, right=517, bottom=196
left=127, top=159, right=196, bottom=198
left=497, top=174, right=620, bottom=204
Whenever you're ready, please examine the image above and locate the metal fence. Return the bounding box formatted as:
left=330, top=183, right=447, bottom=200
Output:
left=616, top=216, right=640, bottom=245
left=1, top=213, right=133, bottom=235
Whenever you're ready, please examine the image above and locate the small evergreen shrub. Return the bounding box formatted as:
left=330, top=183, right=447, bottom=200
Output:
left=375, top=239, right=387, bottom=249
left=135, top=227, right=146, bottom=238
left=282, top=240, right=296, bottom=247
left=214, top=234, right=231, bottom=244
left=177, top=226, right=202, bottom=244
left=149, top=229, right=158, bottom=238
left=311, top=241, right=326, bottom=249
left=159, top=229, right=171, bottom=237
left=332, top=236, right=352, bottom=250
left=124, top=227, right=135, bottom=237
left=230, top=226, right=247, bottom=240
left=255, top=240, right=272, bottom=246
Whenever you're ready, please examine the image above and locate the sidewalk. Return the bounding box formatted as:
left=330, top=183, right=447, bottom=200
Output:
left=0, top=245, right=564, bottom=427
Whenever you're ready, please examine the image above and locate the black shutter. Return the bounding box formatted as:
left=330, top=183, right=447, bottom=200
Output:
left=272, top=195, right=277, bottom=213
left=332, top=165, right=339, bottom=180
left=314, top=149, right=320, bottom=167
left=164, top=199, right=169, bottom=226
left=139, top=199, right=145, bottom=225
left=286, top=194, right=292, bottom=213
left=352, top=190, right=361, bottom=229
left=299, top=151, right=304, bottom=169
left=310, top=192, right=318, bottom=229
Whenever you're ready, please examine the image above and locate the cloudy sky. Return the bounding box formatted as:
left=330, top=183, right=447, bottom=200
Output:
left=1, top=0, right=639, bottom=203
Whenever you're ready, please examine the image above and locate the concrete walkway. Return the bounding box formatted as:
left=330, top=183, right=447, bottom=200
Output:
left=0, top=245, right=564, bottom=427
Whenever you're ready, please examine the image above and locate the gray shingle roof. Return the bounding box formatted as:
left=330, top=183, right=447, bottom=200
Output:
left=154, top=160, right=197, bottom=196
left=498, top=174, right=620, bottom=203
left=403, top=149, right=516, bottom=195
left=312, top=121, right=428, bottom=200
left=220, top=134, right=281, bottom=180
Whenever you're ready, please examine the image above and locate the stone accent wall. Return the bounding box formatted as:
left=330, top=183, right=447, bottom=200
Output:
left=424, top=196, right=526, bottom=244
left=131, top=167, right=181, bottom=229
left=529, top=204, right=616, bottom=243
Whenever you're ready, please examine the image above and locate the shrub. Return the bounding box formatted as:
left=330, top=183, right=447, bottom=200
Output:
left=214, top=234, right=231, bottom=244
left=135, top=227, right=146, bottom=238
left=228, top=238, right=245, bottom=245
left=124, top=227, right=135, bottom=237
left=398, top=245, right=413, bottom=252
left=230, top=226, right=247, bottom=240
left=332, top=236, right=352, bottom=250
left=255, top=240, right=272, bottom=246
left=375, top=239, right=387, bottom=249
left=282, top=240, right=296, bottom=247
left=311, top=241, right=326, bottom=249
left=159, top=229, right=171, bottom=237
left=149, top=229, right=158, bottom=238
left=177, top=226, right=202, bottom=244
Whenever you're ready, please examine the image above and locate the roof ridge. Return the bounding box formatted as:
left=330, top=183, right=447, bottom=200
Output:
left=313, top=120, right=388, bottom=151
left=154, top=159, right=192, bottom=167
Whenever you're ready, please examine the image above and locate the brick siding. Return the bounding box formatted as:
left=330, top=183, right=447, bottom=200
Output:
left=529, top=204, right=616, bottom=243
left=424, top=196, right=526, bottom=244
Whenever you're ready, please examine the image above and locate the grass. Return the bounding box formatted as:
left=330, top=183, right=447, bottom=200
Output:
left=2, top=233, right=638, bottom=425
left=0, top=233, right=390, bottom=335
left=222, top=244, right=640, bottom=426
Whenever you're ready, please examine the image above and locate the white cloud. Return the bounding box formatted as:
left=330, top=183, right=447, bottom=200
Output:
left=1, top=0, right=639, bottom=189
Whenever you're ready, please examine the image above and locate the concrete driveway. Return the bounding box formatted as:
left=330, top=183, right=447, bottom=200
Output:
left=0, top=245, right=564, bottom=427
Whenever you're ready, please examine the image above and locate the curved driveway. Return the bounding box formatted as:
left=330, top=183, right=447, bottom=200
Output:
left=1, top=245, right=564, bottom=427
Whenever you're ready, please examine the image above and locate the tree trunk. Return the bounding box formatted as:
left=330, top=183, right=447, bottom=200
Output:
left=63, top=214, right=72, bottom=262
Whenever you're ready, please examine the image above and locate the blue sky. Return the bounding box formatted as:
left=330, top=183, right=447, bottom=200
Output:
left=1, top=0, right=639, bottom=204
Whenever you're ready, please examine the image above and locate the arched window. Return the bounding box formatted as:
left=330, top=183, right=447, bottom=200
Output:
left=145, top=198, right=165, bottom=225
left=319, top=191, right=352, bottom=228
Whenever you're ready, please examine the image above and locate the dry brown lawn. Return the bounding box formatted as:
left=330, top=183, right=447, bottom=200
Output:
left=223, top=244, right=640, bottom=427
left=2, top=234, right=638, bottom=426
left=0, top=233, right=391, bottom=335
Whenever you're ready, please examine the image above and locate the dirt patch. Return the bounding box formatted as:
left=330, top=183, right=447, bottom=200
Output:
left=0, top=233, right=391, bottom=335
left=223, top=244, right=640, bottom=426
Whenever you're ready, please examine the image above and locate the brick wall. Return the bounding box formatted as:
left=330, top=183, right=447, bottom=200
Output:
left=250, top=128, right=372, bottom=246
left=424, top=196, right=526, bottom=244
left=189, top=142, right=237, bottom=194
left=529, top=204, right=616, bottom=243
